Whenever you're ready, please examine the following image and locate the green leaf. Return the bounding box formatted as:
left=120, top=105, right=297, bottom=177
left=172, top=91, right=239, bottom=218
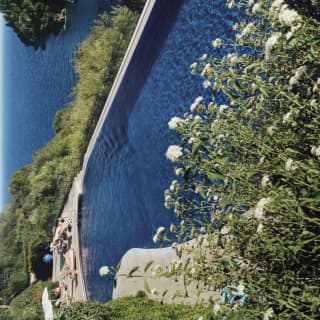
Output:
left=207, top=170, right=224, bottom=180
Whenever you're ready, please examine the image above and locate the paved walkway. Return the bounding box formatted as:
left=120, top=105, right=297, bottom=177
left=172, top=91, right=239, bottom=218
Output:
left=52, top=171, right=87, bottom=302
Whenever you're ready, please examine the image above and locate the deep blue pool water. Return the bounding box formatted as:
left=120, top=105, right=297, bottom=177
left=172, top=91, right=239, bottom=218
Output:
left=80, top=0, right=241, bottom=302
left=1, top=0, right=108, bottom=210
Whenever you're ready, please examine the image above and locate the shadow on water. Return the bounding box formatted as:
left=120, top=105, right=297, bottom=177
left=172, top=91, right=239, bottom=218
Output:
left=80, top=0, right=242, bottom=302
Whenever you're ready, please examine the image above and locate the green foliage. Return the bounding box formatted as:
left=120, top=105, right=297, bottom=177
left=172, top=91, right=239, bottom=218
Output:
left=163, top=0, right=320, bottom=319
left=0, top=309, right=11, bottom=320
left=56, top=297, right=210, bottom=320
left=9, top=281, right=57, bottom=320
left=0, top=0, right=67, bottom=48
left=0, top=7, right=139, bottom=303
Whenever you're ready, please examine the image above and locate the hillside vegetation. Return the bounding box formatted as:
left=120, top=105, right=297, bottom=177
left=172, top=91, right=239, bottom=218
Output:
left=0, top=6, right=139, bottom=303
left=0, top=0, right=67, bottom=48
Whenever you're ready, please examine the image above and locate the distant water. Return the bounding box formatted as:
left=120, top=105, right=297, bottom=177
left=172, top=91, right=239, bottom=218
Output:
left=1, top=0, right=108, bottom=211
left=80, top=0, right=241, bottom=302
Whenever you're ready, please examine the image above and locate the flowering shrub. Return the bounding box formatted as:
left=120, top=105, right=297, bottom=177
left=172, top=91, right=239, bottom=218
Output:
left=162, top=0, right=320, bottom=318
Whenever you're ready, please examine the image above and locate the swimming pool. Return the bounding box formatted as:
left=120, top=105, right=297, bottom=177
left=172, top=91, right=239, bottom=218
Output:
left=80, top=0, right=241, bottom=301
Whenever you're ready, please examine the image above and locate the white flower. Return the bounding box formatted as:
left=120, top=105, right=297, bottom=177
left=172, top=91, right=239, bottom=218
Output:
left=212, top=38, right=222, bottom=48
left=190, top=96, right=204, bottom=112
left=190, top=62, right=197, bottom=69
left=252, top=3, right=260, bottom=13
left=263, top=308, right=274, bottom=320
left=153, top=226, right=166, bottom=243
left=198, top=317, right=204, bottom=320
left=227, top=0, right=234, bottom=9
left=190, top=102, right=197, bottom=112
left=283, top=111, right=292, bottom=123
left=201, top=63, right=211, bottom=76
left=279, top=6, right=299, bottom=26
left=254, top=198, right=270, bottom=219
left=295, top=65, right=307, bottom=79
left=195, top=96, right=204, bottom=104
left=169, top=180, right=178, bottom=191
left=213, top=304, right=220, bottom=314
left=166, top=145, right=182, bottom=162
left=219, top=104, right=228, bottom=113
left=151, top=288, right=158, bottom=296
left=289, top=76, right=298, bottom=85
left=257, top=223, right=264, bottom=233
left=220, top=226, right=230, bottom=235
left=188, top=137, right=198, bottom=145
left=200, top=53, right=208, bottom=61
left=285, top=158, right=297, bottom=172
left=248, top=0, right=254, bottom=7
left=265, top=33, right=280, bottom=60
left=237, top=283, right=245, bottom=294
left=240, top=22, right=254, bottom=38
left=190, top=267, right=196, bottom=274
left=261, top=175, right=270, bottom=189
left=271, top=0, right=283, bottom=11
left=99, top=266, right=111, bottom=276
left=311, top=145, right=320, bottom=157
left=232, top=23, right=239, bottom=31
left=227, top=53, right=238, bottom=65
left=194, top=115, right=201, bottom=120
left=203, top=79, right=211, bottom=89
left=175, top=167, right=184, bottom=176
left=168, top=116, right=183, bottom=130
left=286, top=31, right=293, bottom=40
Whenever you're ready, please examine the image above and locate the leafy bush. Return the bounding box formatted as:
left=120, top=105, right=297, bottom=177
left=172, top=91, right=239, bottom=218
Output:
left=9, top=281, right=57, bottom=320
left=160, top=0, right=320, bottom=319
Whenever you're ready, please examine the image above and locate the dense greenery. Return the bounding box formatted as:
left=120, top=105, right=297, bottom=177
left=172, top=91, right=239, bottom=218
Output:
left=0, top=0, right=68, bottom=48
left=159, top=0, right=320, bottom=319
left=54, top=297, right=258, bottom=320
left=0, top=6, right=139, bottom=303
left=9, top=281, right=57, bottom=320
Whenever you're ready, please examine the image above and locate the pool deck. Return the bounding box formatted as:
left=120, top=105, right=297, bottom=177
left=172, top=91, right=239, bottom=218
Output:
left=52, top=0, right=157, bottom=302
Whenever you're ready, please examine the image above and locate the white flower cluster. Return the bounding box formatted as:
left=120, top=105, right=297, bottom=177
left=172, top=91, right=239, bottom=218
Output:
left=227, top=53, right=238, bottom=66
left=203, top=79, right=211, bottom=89
left=254, top=197, right=270, bottom=219
left=168, top=116, right=183, bottom=130
left=153, top=226, right=166, bottom=243
left=199, top=53, right=208, bottom=61
left=99, top=265, right=111, bottom=276
left=190, top=62, right=197, bottom=75
left=289, top=65, right=307, bottom=86
left=252, top=3, right=260, bottom=14
left=311, top=145, right=320, bottom=158
left=212, top=38, right=222, bottom=48
left=165, top=145, right=182, bottom=162
left=282, top=110, right=292, bottom=123
left=201, top=63, right=211, bottom=76
left=239, top=22, right=255, bottom=38
left=265, top=33, right=280, bottom=60
left=226, top=0, right=235, bottom=9
left=175, top=167, right=184, bottom=176
left=261, top=175, right=271, bottom=189
left=190, top=96, right=204, bottom=112
left=285, top=158, right=297, bottom=172
left=278, top=4, right=299, bottom=27
left=263, top=308, right=274, bottom=320
left=169, top=179, right=178, bottom=191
